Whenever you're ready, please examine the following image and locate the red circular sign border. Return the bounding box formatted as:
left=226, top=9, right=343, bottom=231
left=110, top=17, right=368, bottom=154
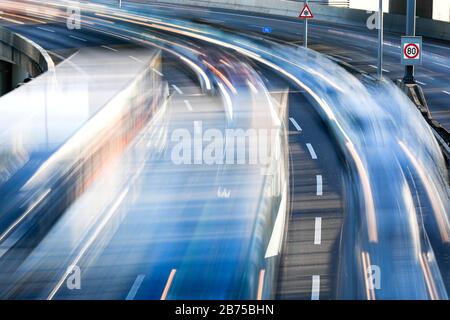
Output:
left=403, top=43, right=420, bottom=59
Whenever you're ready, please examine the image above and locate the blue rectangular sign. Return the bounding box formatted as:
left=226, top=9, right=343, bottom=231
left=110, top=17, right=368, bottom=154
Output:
left=401, top=36, right=423, bottom=66
left=262, top=26, right=272, bottom=34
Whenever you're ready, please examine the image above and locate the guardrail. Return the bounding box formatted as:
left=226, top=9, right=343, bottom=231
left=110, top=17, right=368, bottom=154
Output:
left=397, top=81, right=450, bottom=167
left=257, top=89, right=289, bottom=299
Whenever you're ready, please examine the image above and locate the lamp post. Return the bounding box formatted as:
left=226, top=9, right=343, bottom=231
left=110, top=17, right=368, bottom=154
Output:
left=304, top=0, right=308, bottom=48
left=403, top=0, right=417, bottom=84
left=377, top=0, right=384, bottom=80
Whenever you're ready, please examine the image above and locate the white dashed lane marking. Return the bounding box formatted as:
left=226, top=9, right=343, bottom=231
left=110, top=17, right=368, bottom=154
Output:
left=314, top=217, right=322, bottom=245
left=316, top=175, right=323, bottom=196
left=306, top=143, right=317, bottom=160
left=69, top=35, right=87, bottom=42
left=101, top=45, right=118, bottom=52
left=172, top=84, right=183, bottom=94
left=152, top=68, right=164, bottom=77
left=129, top=55, right=144, bottom=63
left=36, top=26, right=54, bottom=33
left=125, top=274, right=145, bottom=300
left=184, top=100, right=193, bottom=111
left=289, top=117, right=302, bottom=132
left=311, top=275, right=320, bottom=300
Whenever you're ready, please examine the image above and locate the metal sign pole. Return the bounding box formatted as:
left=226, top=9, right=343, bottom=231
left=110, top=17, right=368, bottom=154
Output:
left=304, top=0, right=308, bottom=48
left=404, top=0, right=416, bottom=84
left=377, top=0, right=384, bottom=80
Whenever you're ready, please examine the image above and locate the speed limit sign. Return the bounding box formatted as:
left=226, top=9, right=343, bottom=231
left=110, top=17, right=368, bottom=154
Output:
left=401, top=36, right=422, bottom=65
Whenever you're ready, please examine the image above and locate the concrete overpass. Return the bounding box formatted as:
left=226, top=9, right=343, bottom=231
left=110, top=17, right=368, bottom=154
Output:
left=0, top=26, right=54, bottom=96
left=326, top=0, right=449, bottom=22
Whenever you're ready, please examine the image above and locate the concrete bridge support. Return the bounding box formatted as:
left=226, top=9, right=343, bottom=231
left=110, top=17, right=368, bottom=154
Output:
left=390, top=0, right=433, bottom=19
left=0, top=60, right=12, bottom=96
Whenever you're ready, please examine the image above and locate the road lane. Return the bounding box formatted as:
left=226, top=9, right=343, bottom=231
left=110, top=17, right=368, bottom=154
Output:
left=115, top=0, right=450, bottom=131
left=257, top=67, right=345, bottom=300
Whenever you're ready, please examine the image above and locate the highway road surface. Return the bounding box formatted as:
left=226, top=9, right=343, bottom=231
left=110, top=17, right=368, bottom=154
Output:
left=0, top=0, right=449, bottom=300
left=114, top=0, right=450, bottom=130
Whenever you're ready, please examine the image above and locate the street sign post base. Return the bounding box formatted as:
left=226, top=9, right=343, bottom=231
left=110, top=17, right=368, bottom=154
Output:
left=403, top=66, right=415, bottom=84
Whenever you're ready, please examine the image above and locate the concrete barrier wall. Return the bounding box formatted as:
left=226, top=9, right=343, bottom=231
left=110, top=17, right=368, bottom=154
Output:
left=148, top=0, right=450, bottom=41
left=0, top=26, right=54, bottom=76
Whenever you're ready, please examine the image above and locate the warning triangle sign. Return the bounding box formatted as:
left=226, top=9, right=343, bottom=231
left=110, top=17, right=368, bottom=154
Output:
left=299, top=4, right=314, bottom=19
